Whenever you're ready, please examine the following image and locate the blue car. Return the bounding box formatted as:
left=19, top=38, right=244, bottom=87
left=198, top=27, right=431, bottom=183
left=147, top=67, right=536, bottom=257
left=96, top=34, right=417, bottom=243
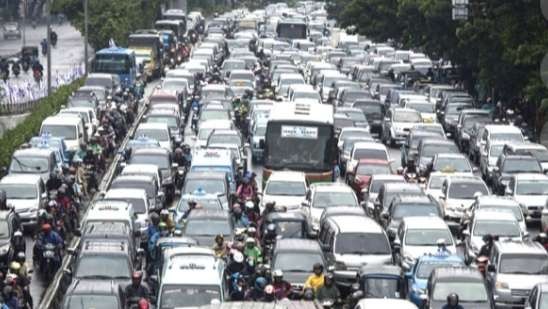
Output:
left=405, top=251, right=464, bottom=306
left=30, top=135, right=70, bottom=165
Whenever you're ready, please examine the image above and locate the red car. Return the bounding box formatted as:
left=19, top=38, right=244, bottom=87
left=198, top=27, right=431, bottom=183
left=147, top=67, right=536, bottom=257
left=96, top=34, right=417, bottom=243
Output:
left=347, top=159, right=393, bottom=199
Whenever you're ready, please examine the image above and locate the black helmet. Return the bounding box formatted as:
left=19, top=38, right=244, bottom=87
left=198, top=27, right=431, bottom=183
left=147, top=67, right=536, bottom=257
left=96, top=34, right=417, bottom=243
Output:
left=150, top=212, right=160, bottom=225
left=313, top=263, right=323, bottom=272
left=303, top=288, right=314, bottom=300
left=447, top=293, right=459, bottom=306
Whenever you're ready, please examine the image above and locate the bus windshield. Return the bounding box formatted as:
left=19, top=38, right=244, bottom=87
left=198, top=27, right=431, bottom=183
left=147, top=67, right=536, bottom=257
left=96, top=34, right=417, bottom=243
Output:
left=94, top=54, right=130, bottom=75
left=265, top=122, right=334, bottom=172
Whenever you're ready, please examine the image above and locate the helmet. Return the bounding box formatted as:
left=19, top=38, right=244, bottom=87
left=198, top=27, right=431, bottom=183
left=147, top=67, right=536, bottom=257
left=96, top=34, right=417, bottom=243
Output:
left=149, top=213, right=160, bottom=225
left=245, top=237, right=255, bottom=244
left=303, top=288, right=314, bottom=300
left=265, top=200, right=276, bottom=208
left=41, top=223, right=52, bottom=233
left=245, top=201, right=254, bottom=209
left=13, top=231, right=22, bottom=238
left=175, top=147, right=183, bottom=155
left=273, top=269, right=283, bottom=278
left=9, top=262, right=20, bottom=272
left=158, top=222, right=167, bottom=230
left=313, top=263, right=323, bottom=272
left=48, top=200, right=57, bottom=208
left=16, top=252, right=25, bottom=263
left=247, top=227, right=256, bottom=235
left=255, top=277, right=267, bottom=290
left=160, top=209, right=169, bottom=216
left=215, top=234, right=224, bottom=243
left=264, top=284, right=274, bottom=295
left=447, top=293, right=459, bottom=306
left=266, top=223, right=276, bottom=235
left=233, top=251, right=244, bottom=263
left=482, top=234, right=494, bottom=243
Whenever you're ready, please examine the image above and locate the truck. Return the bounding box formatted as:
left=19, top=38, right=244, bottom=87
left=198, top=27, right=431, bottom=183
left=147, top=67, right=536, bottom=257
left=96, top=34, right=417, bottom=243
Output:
left=128, top=32, right=163, bottom=81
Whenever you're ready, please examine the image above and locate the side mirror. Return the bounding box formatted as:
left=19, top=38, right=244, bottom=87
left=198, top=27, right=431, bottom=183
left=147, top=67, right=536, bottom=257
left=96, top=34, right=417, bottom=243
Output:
left=487, top=264, right=496, bottom=273
left=461, top=230, right=470, bottom=237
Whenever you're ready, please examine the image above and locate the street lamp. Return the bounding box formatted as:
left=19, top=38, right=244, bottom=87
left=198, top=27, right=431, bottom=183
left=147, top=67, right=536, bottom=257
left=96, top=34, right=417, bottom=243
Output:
left=46, top=0, right=51, bottom=95
left=84, top=0, right=88, bottom=75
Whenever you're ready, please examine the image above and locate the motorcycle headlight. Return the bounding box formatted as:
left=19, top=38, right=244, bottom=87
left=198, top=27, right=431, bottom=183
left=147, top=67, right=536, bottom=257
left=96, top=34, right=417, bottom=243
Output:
left=43, top=250, right=55, bottom=258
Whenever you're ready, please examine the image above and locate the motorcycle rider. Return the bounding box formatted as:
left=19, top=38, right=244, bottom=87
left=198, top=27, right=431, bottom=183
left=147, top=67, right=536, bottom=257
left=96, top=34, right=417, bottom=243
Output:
left=304, top=263, right=325, bottom=293
left=478, top=234, right=495, bottom=257
left=212, top=234, right=228, bottom=258
left=50, top=29, right=58, bottom=47
left=442, top=293, right=464, bottom=309
left=243, top=238, right=262, bottom=267
left=11, top=61, right=20, bottom=78
left=0, top=58, right=9, bottom=79
left=316, top=272, right=340, bottom=302
left=231, top=204, right=250, bottom=228
left=159, top=209, right=175, bottom=232
left=236, top=176, right=255, bottom=202
left=182, top=200, right=201, bottom=220
left=124, top=271, right=151, bottom=308
left=245, top=277, right=267, bottom=301
left=40, top=38, right=48, bottom=55
left=36, top=223, right=63, bottom=268
left=46, top=171, right=62, bottom=192
left=32, top=59, right=44, bottom=81
left=0, top=190, right=7, bottom=211
left=272, top=270, right=292, bottom=300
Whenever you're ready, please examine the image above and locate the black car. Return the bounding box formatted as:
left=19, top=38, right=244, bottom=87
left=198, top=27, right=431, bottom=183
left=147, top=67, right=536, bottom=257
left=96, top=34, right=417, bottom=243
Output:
left=262, top=211, right=311, bottom=240
left=455, top=110, right=492, bottom=152
left=382, top=195, right=442, bottom=235
left=439, top=102, right=473, bottom=136
left=416, top=139, right=459, bottom=177
left=128, top=148, right=177, bottom=203
left=491, top=154, right=543, bottom=194
left=352, top=100, right=383, bottom=136
left=401, top=131, right=444, bottom=171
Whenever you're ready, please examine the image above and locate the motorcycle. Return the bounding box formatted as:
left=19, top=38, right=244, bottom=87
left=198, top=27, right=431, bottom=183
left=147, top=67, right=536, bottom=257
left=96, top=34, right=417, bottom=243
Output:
left=40, top=243, right=59, bottom=281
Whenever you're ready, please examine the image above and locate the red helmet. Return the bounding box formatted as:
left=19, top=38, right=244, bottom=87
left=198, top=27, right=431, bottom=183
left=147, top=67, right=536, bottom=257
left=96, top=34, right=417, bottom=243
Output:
left=41, top=224, right=52, bottom=233
left=138, top=298, right=149, bottom=309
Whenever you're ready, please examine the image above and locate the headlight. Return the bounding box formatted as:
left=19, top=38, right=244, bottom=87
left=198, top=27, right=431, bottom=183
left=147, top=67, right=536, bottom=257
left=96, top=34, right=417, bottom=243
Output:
left=462, top=132, right=470, bottom=140
left=0, top=245, right=9, bottom=255
left=495, top=281, right=509, bottom=289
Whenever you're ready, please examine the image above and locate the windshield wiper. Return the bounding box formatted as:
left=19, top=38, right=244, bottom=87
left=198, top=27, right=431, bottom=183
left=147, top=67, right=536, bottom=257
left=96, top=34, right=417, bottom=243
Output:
left=79, top=274, right=113, bottom=279
left=12, top=156, right=42, bottom=172
left=343, top=251, right=367, bottom=255
left=283, top=269, right=307, bottom=273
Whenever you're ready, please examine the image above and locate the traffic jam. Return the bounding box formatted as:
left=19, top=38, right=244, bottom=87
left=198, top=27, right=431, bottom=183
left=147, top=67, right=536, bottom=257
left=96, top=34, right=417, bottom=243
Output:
left=0, top=1, right=547, bottom=309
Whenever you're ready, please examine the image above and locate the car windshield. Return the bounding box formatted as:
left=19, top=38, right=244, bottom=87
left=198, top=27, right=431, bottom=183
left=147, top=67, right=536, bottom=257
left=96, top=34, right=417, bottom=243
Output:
left=147, top=116, right=178, bottom=128
left=417, top=261, right=463, bottom=279
left=274, top=252, right=324, bottom=273
left=160, top=285, right=221, bottom=308
left=393, top=110, right=421, bottom=122
left=41, top=125, right=77, bottom=140
left=135, top=128, right=169, bottom=142
left=201, top=110, right=229, bottom=121
left=266, top=180, right=306, bottom=196
left=370, top=179, right=403, bottom=194
left=473, top=220, right=520, bottom=237
left=428, top=176, right=445, bottom=190
left=503, top=159, right=541, bottom=173
left=355, top=103, right=382, bottom=115
left=523, top=149, right=548, bottom=162
left=0, top=184, right=37, bottom=199
left=294, top=92, right=320, bottom=100
left=110, top=181, right=155, bottom=200
left=491, top=132, right=523, bottom=142
left=65, top=295, right=119, bottom=309
left=500, top=254, right=548, bottom=274
left=162, top=81, right=187, bottom=91
left=345, top=111, right=367, bottom=122
left=9, top=156, right=49, bottom=173
left=313, top=191, right=356, bottom=208
left=433, top=282, right=488, bottom=302
left=363, top=278, right=399, bottom=298
left=76, top=255, right=130, bottom=279
left=422, top=144, right=458, bottom=158
left=274, top=221, right=305, bottom=238
left=209, top=134, right=240, bottom=145
left=223, top=62, right=246, bottom=70
left=392, top=204, right=440, bottom=219
left=354, top=149, right=388, bottom=160
left=481, top=205, right=523, bottom=221
left=516, top=180, right=548, bottom=195
left=183, top=179, right=225, bottom=195
left=107, top=197, right=146, bottom=214
left=357, top=163, right=391, bottom=175
left=185, top=219, right=231, bottom=236
left=335, top=233, right=391, bottom=255
left=434, top=158, right=471, bottom=172
left=448, top=182, right=488, bottom=199
left=202, top=90, right=225, bottom=100
left=130, top=153, right=169, bottom=169
left=405, top=229, right=453, bottom=246
left=177, top=198, right=221, bottom=212
left=407, top=102, right=435, bottom=113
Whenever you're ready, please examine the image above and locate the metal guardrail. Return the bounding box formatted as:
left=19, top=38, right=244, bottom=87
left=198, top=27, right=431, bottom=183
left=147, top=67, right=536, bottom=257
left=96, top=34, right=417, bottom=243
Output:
left=38, top=96, right=149, bottom=309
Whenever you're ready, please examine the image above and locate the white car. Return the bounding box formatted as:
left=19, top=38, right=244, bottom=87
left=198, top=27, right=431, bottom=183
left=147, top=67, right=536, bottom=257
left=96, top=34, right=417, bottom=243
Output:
left=505, top=173, right=548, bottom=223
left=397, top=216, right=456, bottom=271
left=103, top=188, right=150, bottom=235
left=134, top=122, right=172, bottom=151
left=262, top=171, right=308, bottom=211
left=382, top=108, right=422, bottom=146
left=303, top=183, right=359, bottom=231
left=439, top=176, right=489, bottom=221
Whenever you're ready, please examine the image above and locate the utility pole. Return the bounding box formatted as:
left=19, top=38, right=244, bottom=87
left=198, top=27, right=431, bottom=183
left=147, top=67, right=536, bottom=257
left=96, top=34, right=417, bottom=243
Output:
left=21, top=0, right=26, bottom=46
left=84, top=0, right=88, bottom=75
left=46, top=0, right=51, bottom=95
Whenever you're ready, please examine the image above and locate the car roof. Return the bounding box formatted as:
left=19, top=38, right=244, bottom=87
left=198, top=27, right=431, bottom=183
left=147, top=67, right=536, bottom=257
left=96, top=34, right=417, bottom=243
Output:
left=494, top=241, right=547, bottom=255
left=104, top=188, right=148, bottom=199
left=484, top=124, right=522, bottom=133
left=393, top=195, right=433, bottom=204
left=383, top=183, right=422, bottom=192
left=186, top=171, right=227, bottom=180
left=42, top=115, right=82, bottom=126
left=187, top=209, right=230, bottom=220
left=476, top=196, right=519, bottom=207
left=446, top=175, right=485, bottom=184
left=511, top=173, right=548, bottom=181
left=355, top=299, right=418, bottom=309
left=431, top=266, right=483, bottom=281
left=274, top=238, right=322, bottom=252
left=13, top=148, right=53, bottom=157
left=136, top=122, right=169, bottom=130
left=402, top=216, right=448, bottom=229
left=0, top=174, right=42, bottom=185
left=473, top=210, right=519, bottom=222
left=328, top=215, right=384, bottom=233
left=131, top=147, right=170, bottom=156
left=353, top=141, right=387, bottom=150
left=66, top=279, right=121, bottom=296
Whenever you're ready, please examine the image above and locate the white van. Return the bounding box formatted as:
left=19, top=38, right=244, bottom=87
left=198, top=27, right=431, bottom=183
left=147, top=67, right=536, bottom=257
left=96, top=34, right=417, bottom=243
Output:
left=40, top=115, right=87, bottom=154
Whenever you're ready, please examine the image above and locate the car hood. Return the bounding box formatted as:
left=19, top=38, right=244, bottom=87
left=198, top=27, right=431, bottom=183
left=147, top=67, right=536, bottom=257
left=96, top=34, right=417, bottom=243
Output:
left=445, top=198, right=475, bottom=209
left=7, top=199, right=39, bottom=212
left=498, top=273, right=548, bottom=290
left=392, top=122, right=415, bottom=131
left=282, top=271, right=309, bottom=286
left=420, top=113, right=437, bottom=123
left=430, top=300, right=490, bottom=309
left=334, top=253, right=392, bottom=269
left=262, top=195, right=305, bottom=211
left=514, top=194, right=548, bottom=207
left=188, top=235, right=216, bottom=247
